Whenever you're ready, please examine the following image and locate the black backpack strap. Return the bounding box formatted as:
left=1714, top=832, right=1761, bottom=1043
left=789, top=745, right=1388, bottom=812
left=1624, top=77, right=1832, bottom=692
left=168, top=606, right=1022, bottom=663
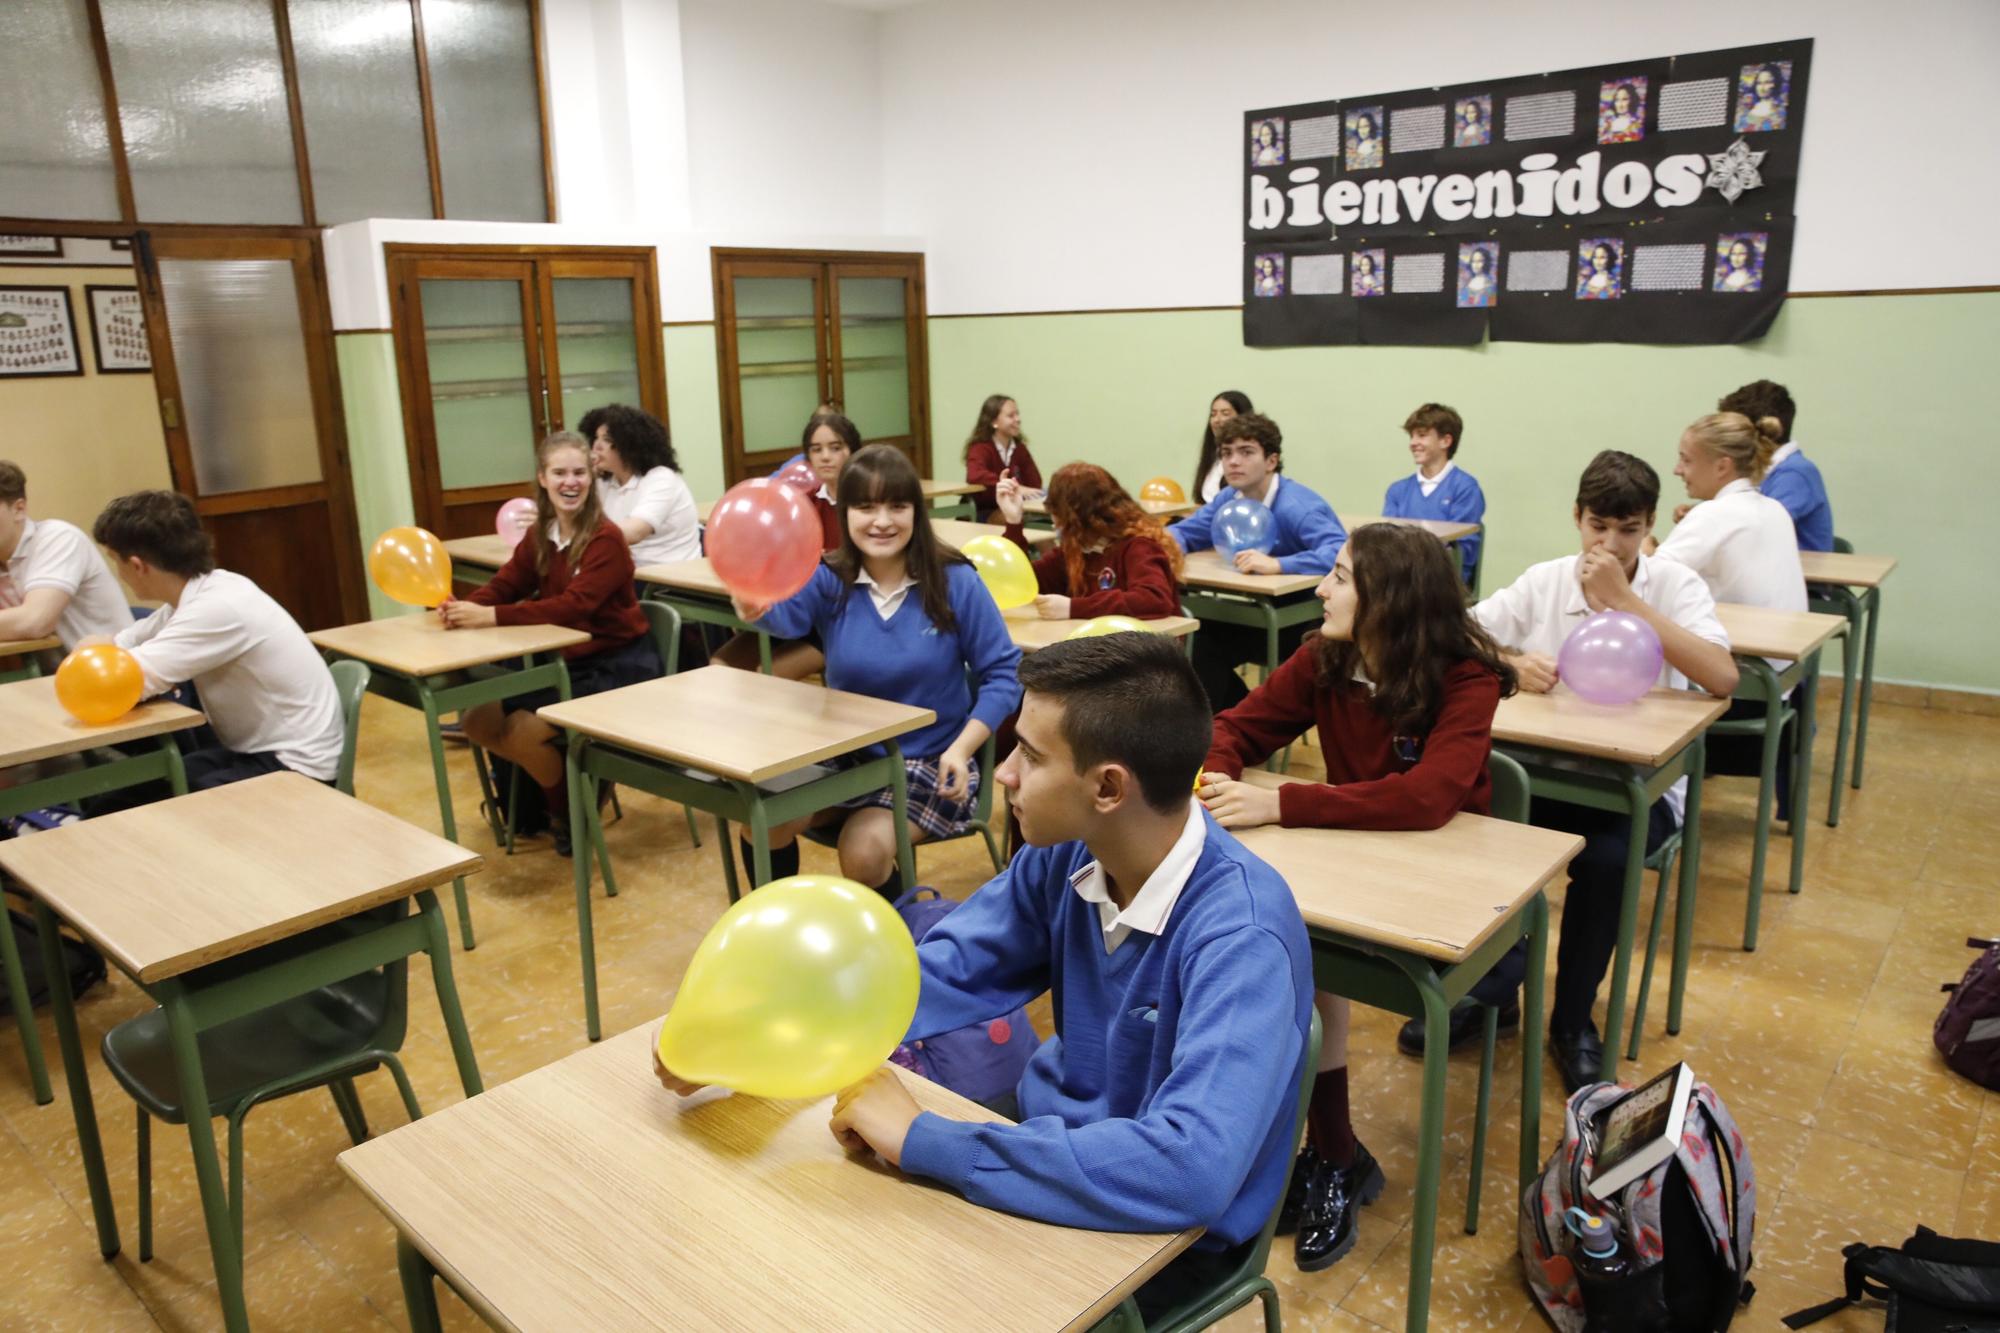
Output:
left=1781, top=1244, right=1884, bottom=1329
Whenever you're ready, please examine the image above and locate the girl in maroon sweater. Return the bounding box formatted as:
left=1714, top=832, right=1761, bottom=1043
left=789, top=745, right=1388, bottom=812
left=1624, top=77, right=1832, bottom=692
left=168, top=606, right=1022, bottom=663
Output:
left=963, top=393, right=1043, bottom=519
left=443, top=431, right=658, bottom=852
left=1198, top=522, right=1516, bottom=1273
left=994, top=462, right=1181, bottom=619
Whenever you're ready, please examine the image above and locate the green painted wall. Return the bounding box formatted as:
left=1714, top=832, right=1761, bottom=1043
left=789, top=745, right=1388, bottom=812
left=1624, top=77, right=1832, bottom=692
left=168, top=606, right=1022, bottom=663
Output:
left=925, top=294, right=2000, bottom=693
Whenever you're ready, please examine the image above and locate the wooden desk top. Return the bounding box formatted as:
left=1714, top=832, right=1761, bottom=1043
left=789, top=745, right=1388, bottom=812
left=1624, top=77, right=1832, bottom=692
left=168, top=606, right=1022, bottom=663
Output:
left=0, top=635, right=60, bottom=659
left=341, top=1022, right=1194, bottom=1333
left=1178, top=549, right=1322, bottom=598
left=636, top=557, right=729, bottom=598
left=1024, top=495, right=1198, bottom=520
left=1229, top=770, right=1583, bottom=962
left=922, top=478, right=982, bottom=499
left=1492, top=687, right=1729, bottom=767
left=443, top=533, right=516, bottom=571
left=1003, top=607, right=1199, bottom=652
left=934, top=518, right=1058, bottom=549
left=1798, top=551, right=1898, bottom=589
left=538, top=666, right=934, bottom=784
left=1715, top=603, right=1845, bottom=660
left=0, top=676, right=204, bottom=769
left=309, top=613, right=590, bottom=677
left=1338, top=512, right=1482, bottom=543
left=0, top=773, right=482, bottom=984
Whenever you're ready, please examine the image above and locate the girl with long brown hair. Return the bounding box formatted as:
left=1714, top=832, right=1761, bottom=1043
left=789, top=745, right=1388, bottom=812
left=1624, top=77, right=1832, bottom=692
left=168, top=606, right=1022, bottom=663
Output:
left=993, top=463, right=1181, bottom=619
left=962, top=393, right=1042, bottom=519
left=1196, top=522, right=1516, bottom=1273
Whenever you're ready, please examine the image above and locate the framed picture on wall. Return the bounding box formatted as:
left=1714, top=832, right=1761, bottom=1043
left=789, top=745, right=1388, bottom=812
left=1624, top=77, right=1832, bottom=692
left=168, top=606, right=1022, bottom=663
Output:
left=0, top=285, right=83, bottom=378
left=85, top=285, right=150, bottom=373
left=0, top=235, right=62, bottom=257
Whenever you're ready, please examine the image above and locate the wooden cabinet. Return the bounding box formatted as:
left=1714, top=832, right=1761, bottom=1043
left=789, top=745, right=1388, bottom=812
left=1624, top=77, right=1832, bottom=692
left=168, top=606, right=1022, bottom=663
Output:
left=712, top=248, right=928, bottom=485
left=388, top=244, right=665, bottom=538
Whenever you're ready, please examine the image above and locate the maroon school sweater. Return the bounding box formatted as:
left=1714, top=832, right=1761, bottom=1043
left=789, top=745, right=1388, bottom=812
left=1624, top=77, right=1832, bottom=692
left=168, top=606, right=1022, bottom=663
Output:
left=1003, top=525, right=1182, bottom=618
left=965, top=439, right=1044, bottom=517
left=469, top=523, right=647, bottom=659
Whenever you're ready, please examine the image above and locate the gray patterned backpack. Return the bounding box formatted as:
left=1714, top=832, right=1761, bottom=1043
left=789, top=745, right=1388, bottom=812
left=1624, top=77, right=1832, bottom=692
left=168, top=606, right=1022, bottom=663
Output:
left=1521, top=1079, right=1757, bottom=1331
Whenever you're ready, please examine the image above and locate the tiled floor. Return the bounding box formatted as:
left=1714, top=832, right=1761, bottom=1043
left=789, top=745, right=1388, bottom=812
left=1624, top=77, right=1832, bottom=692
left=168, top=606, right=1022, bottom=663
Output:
left=0, top=693, right=1995, bottom=1331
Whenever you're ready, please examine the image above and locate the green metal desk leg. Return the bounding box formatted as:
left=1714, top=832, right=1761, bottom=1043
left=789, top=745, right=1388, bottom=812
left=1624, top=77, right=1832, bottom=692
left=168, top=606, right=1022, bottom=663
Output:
left=569, top=740, right=605, bottom=1042
left=398, top=1234, right=446, bottom=1333
left=0, top=893, right=52, bottom=1103
left=417, top=688, right=477, bottom=951
left=163, top=989, right=249, bottom=1332
left=715, top=813, right=743, bottom=904
left=886, top=741, right=917, bottom=888
left=1852, top=587, right=1881, bottom=789
left=1466, top=1003, right=1498, bottom=1235
left=1666, top=734, right=1706, bottom=1034
left=1401, top=966, right=1453, bottom=1333
left=33, top=900, right=118, bottom=1257
left=1788, top=655, right=1819, bottom=896
left=1599, top=775, right=1649, bottom=1082
left=1519, top=891, right=1548, bottom=1195
left=415, top=889, right=483, bottom=1095
left=745, top=796, right=775, bottom=888
left=1741, top=662, right=1784, bottom=949
left=1823, top=596, right=1859, bottom=826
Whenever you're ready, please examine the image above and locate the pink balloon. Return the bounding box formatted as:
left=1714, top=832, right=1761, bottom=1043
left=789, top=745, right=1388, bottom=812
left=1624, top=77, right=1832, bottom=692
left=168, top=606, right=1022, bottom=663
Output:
left=495, top=497, right=537, bottom=541
left=706, top=478, right=824, bottom=605
left=773, top=459, right=821, bottom=499
left=1558, top=610, right=1665, bottom=706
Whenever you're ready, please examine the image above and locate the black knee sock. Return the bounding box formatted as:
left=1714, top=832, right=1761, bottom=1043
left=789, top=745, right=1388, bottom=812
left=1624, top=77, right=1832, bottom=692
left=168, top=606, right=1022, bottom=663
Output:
left=873, top=860, right=908, bottom=904
left=738, top=837, right=800, bottom=885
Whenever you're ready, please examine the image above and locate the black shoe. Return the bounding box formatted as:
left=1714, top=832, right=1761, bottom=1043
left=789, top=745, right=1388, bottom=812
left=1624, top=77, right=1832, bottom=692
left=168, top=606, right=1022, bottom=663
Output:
left=1549, top=1023, right=1606, bottom=1095
left=1276, top=1144, right=1321, bottom=1235
left=551, top=817, right=573, bottom=858
left=1396, top=1000, right=1519, bottom=1058
left=1293, top=1140, right=1384, bottom=1272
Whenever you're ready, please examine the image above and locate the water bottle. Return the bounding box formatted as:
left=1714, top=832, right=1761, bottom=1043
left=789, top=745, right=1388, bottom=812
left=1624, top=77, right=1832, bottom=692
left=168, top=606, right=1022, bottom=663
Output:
left=1564, top=1207, right=1636, bottom=1332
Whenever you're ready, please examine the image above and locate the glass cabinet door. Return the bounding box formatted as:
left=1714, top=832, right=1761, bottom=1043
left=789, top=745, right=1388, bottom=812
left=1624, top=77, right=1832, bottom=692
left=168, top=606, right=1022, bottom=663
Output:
left=547, top=267, right=643, bottom=432
left=831, top=272, right=915, bottom=445
left=419, top=275, right=542, bottom=493
left=725, top=266, right=826, bottom=470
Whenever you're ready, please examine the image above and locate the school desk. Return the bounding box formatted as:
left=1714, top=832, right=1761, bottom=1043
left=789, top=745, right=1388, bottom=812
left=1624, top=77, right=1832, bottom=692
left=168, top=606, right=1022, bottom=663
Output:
left=1799, top=550, right=1898, bottom=819
left=309, top=613, right=589, bottom=949
left=1001, top=606, right=1199, bottom=653
left=1336, top=512, right=1481, bottom=544
left=0, top=634, right=59, bottom=684
left=0, top=678, right=204, bottom=1104
left=1492, top=686, right=1729, bottom=1077
left=342, top=1022, right=1197, bottom=1333
left=1231, top=768, right=1582, bottom=1333
left=1712, top=603, right=1847, bottom=949
left=0, top=773, right=483, bottom=1333
left=1021, top=494, right=1199, bottom=525
left=694, top=478, right=986, bottom=526
left=538, top=667, right=933, bottom=1039
left=442, top=533, right=513, bottom=586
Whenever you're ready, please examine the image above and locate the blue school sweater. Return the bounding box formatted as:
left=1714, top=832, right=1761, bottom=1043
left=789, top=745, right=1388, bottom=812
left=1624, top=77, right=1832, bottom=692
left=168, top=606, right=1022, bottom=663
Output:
left=1383, top=467, right=1485, bottom=582
left=898, top=813, right=1313, bottom=1248
left=754, top=561, right=1021, bottom=760
left=1170, top=476, right=1347, bottom=576
left=1758, top=449, right=1834, bottom=552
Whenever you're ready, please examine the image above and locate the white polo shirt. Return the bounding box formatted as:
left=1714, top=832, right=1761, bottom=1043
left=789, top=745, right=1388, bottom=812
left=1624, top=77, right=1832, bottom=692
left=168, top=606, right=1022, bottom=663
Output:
left=1654, top=477, right=1806, bottom=671
left=1067, top=800, right=1207, bottom=953
left=598, top=465, right=699, bottom=569
left=5, top=517, right=134, bottom=650
left=114, top=569, right=343, bottom=780
left=1475, top=554, right=1730, bottom=822
left=1417, top=459, right=1456, bottom=498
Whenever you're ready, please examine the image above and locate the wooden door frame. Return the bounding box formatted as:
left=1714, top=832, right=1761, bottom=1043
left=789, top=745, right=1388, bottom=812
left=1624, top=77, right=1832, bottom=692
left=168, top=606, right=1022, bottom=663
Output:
left=712, top=254, right=829, bottom=484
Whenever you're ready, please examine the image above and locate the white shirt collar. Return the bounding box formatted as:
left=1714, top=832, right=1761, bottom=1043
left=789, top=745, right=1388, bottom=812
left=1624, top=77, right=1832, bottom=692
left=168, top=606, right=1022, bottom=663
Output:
left=1767, top=441, right=1800, bottom=469
left=3, top=516, right=35, bottom=570
left=1067, top=801, right=1208, bottom=953
left=854, top=567, right=914, bottom=618
left=816, top=483, right=834, bottom=504
left=995, top=439, right=1015, bottom=465
left=1417, top=458, right=1456, bottom=498
left=1235, top=473, right=1279, bottom=507
left=1560, top=552, right=1654, bottom=618
left=545, top=519, right=572, bottom=552
left=1715, top=477, right=1755, bottom=501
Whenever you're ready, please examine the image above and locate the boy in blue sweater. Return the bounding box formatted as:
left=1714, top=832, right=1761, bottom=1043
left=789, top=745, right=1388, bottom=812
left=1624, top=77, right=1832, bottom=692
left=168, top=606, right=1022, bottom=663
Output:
left=1717, top=379, right=1833, bottom=551
left=1380, top=402, right=1485, bottom=585
left=693, top=634, right=1312, bottom=1318
left=1170, top=413, right=1347, bottom=712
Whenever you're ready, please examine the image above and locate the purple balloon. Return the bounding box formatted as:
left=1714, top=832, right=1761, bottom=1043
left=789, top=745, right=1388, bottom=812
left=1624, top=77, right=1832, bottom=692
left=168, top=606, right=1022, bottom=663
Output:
left=1214, top=497, right=1276, bottom=556
left=1558, top=610, right=1665, bottom=706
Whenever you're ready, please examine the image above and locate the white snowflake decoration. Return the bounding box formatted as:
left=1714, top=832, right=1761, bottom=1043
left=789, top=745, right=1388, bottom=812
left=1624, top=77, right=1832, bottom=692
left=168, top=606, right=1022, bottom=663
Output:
left=1705, top=138, right=1767, bottom=203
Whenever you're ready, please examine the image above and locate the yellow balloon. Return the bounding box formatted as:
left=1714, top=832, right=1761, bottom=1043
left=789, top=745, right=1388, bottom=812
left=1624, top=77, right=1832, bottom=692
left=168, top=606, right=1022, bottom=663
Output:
left=54, top=644, right=144, bottom=725
left=1065, top=615, right=1152, bottom=639
left=959, top=534, right=1038, bottom=611
left=1139, top=476, right=1186, bottom=504
left=369, top=526, right=452, bottom=607
left=656, top=875, right=919, bottom=1099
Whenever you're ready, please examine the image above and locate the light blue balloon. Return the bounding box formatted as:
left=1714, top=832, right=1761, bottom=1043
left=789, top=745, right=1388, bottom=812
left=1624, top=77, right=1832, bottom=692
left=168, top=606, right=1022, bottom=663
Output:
left=1214, top=497, right=1276, bottom=556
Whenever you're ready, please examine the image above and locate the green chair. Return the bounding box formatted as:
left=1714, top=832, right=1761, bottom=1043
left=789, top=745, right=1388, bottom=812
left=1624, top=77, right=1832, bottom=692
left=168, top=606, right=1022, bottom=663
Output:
left=1092, top=1008, right=1323, bottom=1332
left=1466, top=523, right=1486, bottom=600
left=102, top=660, right=429, bottom=1261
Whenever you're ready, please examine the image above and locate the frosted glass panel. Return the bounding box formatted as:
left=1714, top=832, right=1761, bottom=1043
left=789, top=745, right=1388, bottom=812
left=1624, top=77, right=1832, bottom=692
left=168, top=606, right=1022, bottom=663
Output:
left=421, top=278, right=539, bottom=490
left=424, top=0, right=546, bottom=222
left=100, top=0, right=303, bottom=224
left=289, top=0, right=432, bottom=223
left=157, top=259, right=323, bottom=495
left=838, top=277, right=910, bottom=439
left=552, top=277, right=639, bottom=429
left=734, top=277, right=820, bottom=457
left=0, top=0, right=121, bottom=221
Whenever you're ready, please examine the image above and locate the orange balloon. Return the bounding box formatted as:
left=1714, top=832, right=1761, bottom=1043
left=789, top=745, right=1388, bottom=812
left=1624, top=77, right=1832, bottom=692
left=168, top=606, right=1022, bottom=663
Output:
left=1139, top=477, right=1187, bottom=504
left=54, top=644, right=144, bottom=725
left=369, top=526, right=452, bottom=607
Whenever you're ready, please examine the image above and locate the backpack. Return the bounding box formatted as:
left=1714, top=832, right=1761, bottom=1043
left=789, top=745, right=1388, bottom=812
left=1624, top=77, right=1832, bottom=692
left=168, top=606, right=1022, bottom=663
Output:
left=1935, top=936, right=2000, bottom=1091
left=0, top=910, right=108, bottom=1015
left=1521, top=1078, right=1756, bottom=1332
left=1781, top=1227, right=2000, bottom=1332
left=886, top=887, right=1039, bottom=1109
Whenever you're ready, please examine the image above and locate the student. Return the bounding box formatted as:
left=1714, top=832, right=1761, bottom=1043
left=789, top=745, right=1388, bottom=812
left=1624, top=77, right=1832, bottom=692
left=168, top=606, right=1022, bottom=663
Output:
left=1190, top=390, right=1253, bottom=503
left=1380, top=403, right=1485, bottom=585
left=1196, top=523, right=1516, bottom=1269
left=1716, top=379, right=1833, bottom=551
left=577, top=404, right=700, bottom=569
left=993, top=463, right=1181, bottom=619
left=765, top=399, right=846, bottom=478
left=0, top=460, right=133, bottom=651
left=446, top=431, right=658, bottom=855
left=1430, top=451, right=1737, bottom=1094
left=655, top=634, right=1313, bottom=1323
left=1169, top=412, right=1347, bottom=713
left=963, top=394, right=1042, bottom=520
left=88, top=490, right=342, bottom=802
left=733, top=444, right=1021, bottom=896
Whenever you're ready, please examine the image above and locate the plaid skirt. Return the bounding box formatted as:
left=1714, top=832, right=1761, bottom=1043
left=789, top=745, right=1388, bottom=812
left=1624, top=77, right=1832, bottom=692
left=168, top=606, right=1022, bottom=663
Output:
left=845, top=754, right=980, bottom=840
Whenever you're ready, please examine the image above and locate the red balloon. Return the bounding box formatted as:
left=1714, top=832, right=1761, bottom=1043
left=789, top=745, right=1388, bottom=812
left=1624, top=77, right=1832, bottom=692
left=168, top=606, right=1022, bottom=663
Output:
left=773, top=459, right=820, bottom=498
left=706, top=478, right=823, bottom=604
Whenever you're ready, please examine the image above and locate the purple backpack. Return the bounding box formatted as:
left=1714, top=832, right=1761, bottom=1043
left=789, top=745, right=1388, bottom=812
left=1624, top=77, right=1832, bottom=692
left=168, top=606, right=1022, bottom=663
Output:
left=887, top=887, right=1039, bottom=1106
left=1935, top=936, right=2000, bottom=1091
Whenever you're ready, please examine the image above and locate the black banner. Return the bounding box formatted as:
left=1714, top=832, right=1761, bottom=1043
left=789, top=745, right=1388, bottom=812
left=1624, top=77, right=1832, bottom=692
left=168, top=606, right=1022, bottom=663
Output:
left=1243, top=39, right=1811, bottom=346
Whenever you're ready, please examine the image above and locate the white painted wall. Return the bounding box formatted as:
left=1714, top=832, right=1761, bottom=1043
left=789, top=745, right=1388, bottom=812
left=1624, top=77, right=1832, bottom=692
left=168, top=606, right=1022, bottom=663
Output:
left=878, top=0, right=2000, bottom=313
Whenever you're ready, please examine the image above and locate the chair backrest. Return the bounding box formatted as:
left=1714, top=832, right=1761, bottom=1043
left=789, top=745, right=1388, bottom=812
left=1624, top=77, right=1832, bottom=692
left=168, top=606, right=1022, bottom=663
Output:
left=1486, top=749, right=1530, bottom=825
left=1832, top=535, right=1854, bottom=554
left=641, top=599, right=685, bottom=676
left=329, top=659, right=371, bottom=797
